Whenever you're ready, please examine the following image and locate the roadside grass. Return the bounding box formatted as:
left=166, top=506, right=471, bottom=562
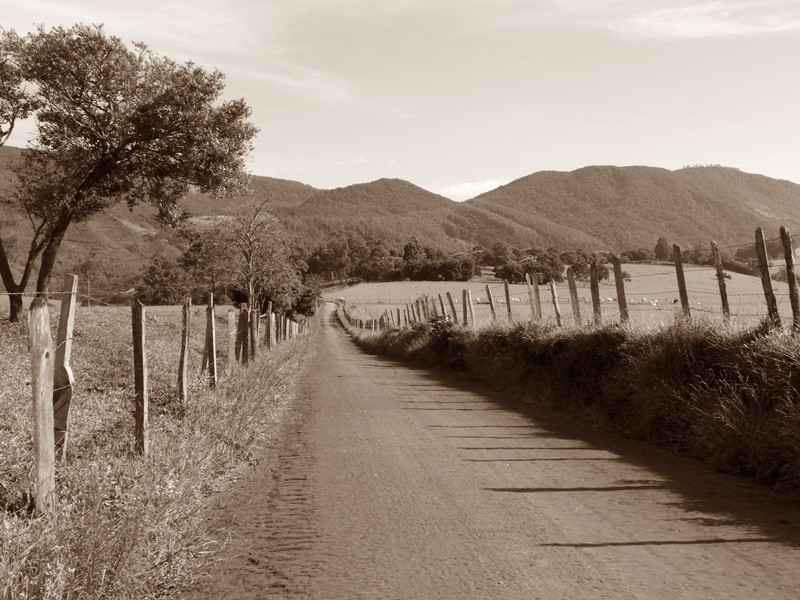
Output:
left=343, top=307, right=800, bottom=499
left=0, top=305, right=314, bottom=599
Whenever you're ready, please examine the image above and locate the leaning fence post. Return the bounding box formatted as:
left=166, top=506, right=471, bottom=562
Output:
left=30, top=297, right=56, bottom=514
left=756, top=227, right=781, bottom=327
left=673, top=244, right=691, bottom=319
left=462, top=289, right=468, bottom=325
left=610, top=255, right=629, bottom=324
left=710, top=241, right=730, bottom=322
left=131, top=300, right=149, bottom=457
left=524, top=273, right=538, bottom=321
left=485, top=285, right=497, bottom=321
left=780, top=226, right=800, bottom=332
left=549, top=280, right=562, bottom=327
left=466, top=289, right=475, bottom=327
left=396, top=307, right=401, bottom=327
left=566, top=267, right=581, bottom=326
left=438, top=294, right=447, bottom=320
left=54, top=274, right=77, bottom=463
left=177, top=298, right=190, bottom=403
left=447, top=292, right=459, bottom=325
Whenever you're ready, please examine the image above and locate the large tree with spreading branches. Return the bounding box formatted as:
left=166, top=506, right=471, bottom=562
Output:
left=0, top=24, right=257, bottom=320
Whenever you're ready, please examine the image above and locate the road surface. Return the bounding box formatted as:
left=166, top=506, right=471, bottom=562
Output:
left=184, top=303, right=800, bottom=599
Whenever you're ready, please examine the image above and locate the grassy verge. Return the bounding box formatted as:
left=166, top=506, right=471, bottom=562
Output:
left=1, top=306, right=315, bottom=599
left=341, top=307, right=800, bottom=499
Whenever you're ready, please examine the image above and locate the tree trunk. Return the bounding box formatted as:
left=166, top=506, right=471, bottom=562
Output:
left=36, top=222, right=69, bottom=295
left=8, top=290, right=23, bottom=322
left=0, top=237, right=35, bottom=322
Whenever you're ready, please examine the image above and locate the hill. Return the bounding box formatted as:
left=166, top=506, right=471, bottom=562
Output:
left=3, top=142, right=800, bottom=298
left=0, top=147, right=321, bottom=297
left=467, top=165, right=800, bottom=250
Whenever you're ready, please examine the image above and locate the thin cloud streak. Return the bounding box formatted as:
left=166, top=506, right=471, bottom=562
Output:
left=608, top=2, right=800, bottom=38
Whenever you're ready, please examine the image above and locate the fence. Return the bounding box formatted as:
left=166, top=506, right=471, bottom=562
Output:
left=339, top=226, right=800, bottom=334
left=19, top=277, right=309, bottom=514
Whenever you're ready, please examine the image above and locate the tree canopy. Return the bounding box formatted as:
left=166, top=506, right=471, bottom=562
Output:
left=0, top=23, right=257, bottom=319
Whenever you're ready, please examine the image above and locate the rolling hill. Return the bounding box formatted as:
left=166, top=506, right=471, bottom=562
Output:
left=2, top=143, right=800, bottom=297
left=467, top=165, right=800, bottom=250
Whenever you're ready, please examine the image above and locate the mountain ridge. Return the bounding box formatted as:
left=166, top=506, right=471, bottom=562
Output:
left=2, top=145, right=800, bottom=296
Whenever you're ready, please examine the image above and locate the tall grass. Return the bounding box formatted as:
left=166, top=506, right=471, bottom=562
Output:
left=345, top=308, right=800, bottom=498
left=1, top=307, right=314, bottom=599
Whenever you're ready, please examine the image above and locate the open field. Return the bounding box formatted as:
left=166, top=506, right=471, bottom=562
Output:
left=324, top=262, right=793, bottom=329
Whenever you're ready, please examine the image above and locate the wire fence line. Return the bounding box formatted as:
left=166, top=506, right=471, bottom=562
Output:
left=340, top=225, right=800, bottom=332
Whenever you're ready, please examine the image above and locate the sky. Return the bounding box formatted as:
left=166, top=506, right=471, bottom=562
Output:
left=4, top=0, right=800, bottom=200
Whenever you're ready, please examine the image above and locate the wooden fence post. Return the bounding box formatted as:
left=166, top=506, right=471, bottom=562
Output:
left=566, top=267, right=581, bottom=326
left=779, top=226, right=800, bottom=332
left=131, top=300, right=149, bottom=457
left=462, top=289, right=468, bottom=325
left=439, top=294, right=447, bottom=320
left=249, top=305, right=258, bottom=360
left=431, top=296, right=439, bottom=318
left=54, top=274, right=77, bottom=463
left=589, top=262, right=602, bottom=325
left=30, top=297, right=56, bottom=513
left=549, top=280, right=562, bottom=327
left=755, top=227, right=781, bottom=327
left=447, top=292, right=459, bottom=325
left=710, top=241, right=730, bottom=322
left=397, top=307, right=401, bottom=327
left=206, top=294, right=217, bottom=387
left=485, top=285, right=497, bottom=321
left=177, top=298, right=190, bottom=404
left=610, top=255, right=629, bottom=324
left=227, top=308, right=236, bottom=375
left=466, top=289, right=475, bottom=326
left=236, top=304, right=250, bottom=364
left=504, top=280, right=513, bottom=321
left=265, top=301, right=273, bottom=349
left=524, top=273, right=537, bottom=321
left=673, top=244, right=691, bottom=319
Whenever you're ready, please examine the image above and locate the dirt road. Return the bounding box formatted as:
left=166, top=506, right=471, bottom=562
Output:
left=185, top=303, right=800, bottom=599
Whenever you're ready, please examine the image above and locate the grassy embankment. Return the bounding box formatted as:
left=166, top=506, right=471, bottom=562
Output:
left=0, top=305, right=314, bottom=599
left=342, top=306, right=800, bottom=499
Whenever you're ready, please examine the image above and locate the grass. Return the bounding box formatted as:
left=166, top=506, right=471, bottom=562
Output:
left=341, top=304, right=800, bottom=500
left=0, top=304, right=314, bottom=599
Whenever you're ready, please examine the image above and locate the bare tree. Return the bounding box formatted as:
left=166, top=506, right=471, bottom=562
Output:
left=213, top=200, right=302, bottom=311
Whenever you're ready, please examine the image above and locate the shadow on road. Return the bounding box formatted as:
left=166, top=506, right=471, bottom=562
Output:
left=331, top=308, right=800, bottom=550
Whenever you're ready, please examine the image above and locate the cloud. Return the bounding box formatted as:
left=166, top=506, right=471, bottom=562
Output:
left=433, top=179, right=508, bottom=201
left=593, top=1, right=800, bottom=39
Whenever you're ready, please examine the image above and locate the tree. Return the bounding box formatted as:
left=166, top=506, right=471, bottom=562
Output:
left=0, top=24, right=256, bottom=320
left=212, top=200, right=305, bottom=312
left=654, top=237, right=672, bottom=261
left=136, top=255, right=189, bottom=305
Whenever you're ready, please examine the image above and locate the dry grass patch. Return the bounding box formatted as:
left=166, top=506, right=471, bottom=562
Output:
left=0, top=305, right=315, bottom=599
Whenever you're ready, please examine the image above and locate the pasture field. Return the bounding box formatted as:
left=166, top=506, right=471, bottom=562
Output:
left=325, top=262, right=792, bottom=329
